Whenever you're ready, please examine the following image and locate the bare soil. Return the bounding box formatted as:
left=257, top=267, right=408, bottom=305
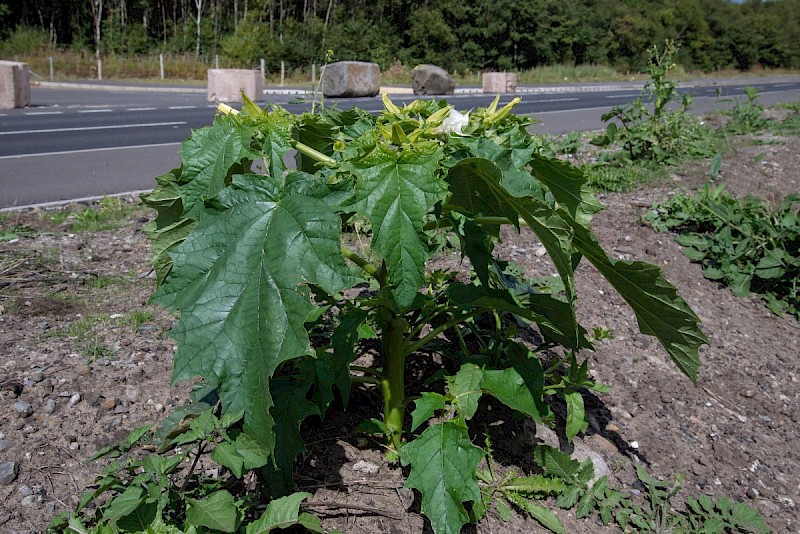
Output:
left=0, top=131, right=798, bottom=533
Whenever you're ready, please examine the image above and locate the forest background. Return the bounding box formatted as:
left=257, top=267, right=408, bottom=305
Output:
left=1, top=0, right=799, bottom=80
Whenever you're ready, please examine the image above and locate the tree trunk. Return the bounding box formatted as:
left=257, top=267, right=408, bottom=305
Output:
left=90, top=0, right=103, bottom=60
left=194, top=0, right=202, bottom=56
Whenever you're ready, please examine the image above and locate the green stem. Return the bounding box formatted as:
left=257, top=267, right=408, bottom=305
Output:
left=341, top=246, right=379, bottom=278
left=350, top=374, right=382, bottom=386
left=405, top=309, right=485, bottom=356
left=421, top=216, right=519, bottom=232
left=292, top=139, right=337, bottom=167
left=381, top=316, right=409, bottom=453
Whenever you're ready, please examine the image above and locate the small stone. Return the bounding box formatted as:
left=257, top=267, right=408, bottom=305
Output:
left=351, top=460, right=380, bottom=476
left=100, top=398, right=116, bottom=411
left=12, top=400, right=33, bottom=417
left=742, top=389, right=756, bottom=398
left=124, top=386, right=140, bottom=403
left=69, top=442, right=80, bottom=451
left=605, top=423, right=621, bottom=433
left=67, top=393, right=81, bottom=407
left=629, top=440, right=640, bottom=449
left=42, top=399, right=56, bottom=415
left=573, top=444, right=611, bottom=486
left=29, top=372, right=44, bottom=384
left=746, top=488, right=760, bottom=499
left=17, top=484, right=33, bottom=497
left=75, top=364, right=91, bottom=376
left=21, top=425, right=36, bottom=435
left=0, top=439, right=13, bottom=453
left=21, top=494, right=37, bottom=507
left=0, top=461, right=19, bottom=485
left=44, top=501, right=56, bottom=514
left=154, top=403, right=165, bottom=413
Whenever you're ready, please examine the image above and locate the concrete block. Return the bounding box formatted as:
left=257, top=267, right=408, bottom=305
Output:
left=207, top=69, right=263, bottom=103
left=412, top=64, right=455, bottom=95
left=321, top=61, right=380, bottom=98
left=482, top=72, right=518, bottom=94
left=0, top=61, right=31, bottom=109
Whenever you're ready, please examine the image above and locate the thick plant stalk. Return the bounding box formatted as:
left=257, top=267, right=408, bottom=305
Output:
left=381, top=316, right=409, bottom=453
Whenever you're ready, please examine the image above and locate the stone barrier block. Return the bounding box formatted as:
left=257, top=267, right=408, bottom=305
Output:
left=482, top=72, right=518, bottom=94
left=0, top=61, right=31, bottom=109
left=322, top=61, right=380, bottom=98
left=207, top=69, right=263, bottom=103
left=412, top=64, right=455, bottom=95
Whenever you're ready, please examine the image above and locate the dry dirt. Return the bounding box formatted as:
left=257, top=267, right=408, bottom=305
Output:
left=0, top=131, right=798, bottom=533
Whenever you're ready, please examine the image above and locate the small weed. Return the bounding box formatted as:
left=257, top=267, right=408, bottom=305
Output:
left=0, top=223, right=37, bottom=241
left=119, top=309, right=155, bottom=330
left=83, top=274, right=122, bottom=289
left=67, top=313, right=109, bottom=339
left=81, top=338, right=115, bottom=361
left=43, top=210, right=70, bottom=226
left=724, top=87, right=770, bottom=134
left=773, top=102, right=800, bottom=136
left=532, top=444, right=770, bottom=533
left=539, top=132, right=583, bottom=157
left=70, top=197, right=137, bottom=233
left=644, top=185, right=800, bottom=318
left=584, top=162, right=666, bottom=193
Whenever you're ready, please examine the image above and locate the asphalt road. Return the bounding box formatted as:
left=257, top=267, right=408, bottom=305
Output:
left=1, top=78, right=799, bottom=209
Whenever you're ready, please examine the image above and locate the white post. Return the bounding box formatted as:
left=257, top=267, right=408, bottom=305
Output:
left=215, top=54, right=219, bottom=69
left=260, top=58, right=265, bottom=83
left=280, top=60, right=285, bottom=86
left=49, top=56, right=54, bottom=81
left=98, top=58, right=102, bottom=80
left=159, top=53, right=164, bottom=79
left=312, top=63, right=316, bottom=85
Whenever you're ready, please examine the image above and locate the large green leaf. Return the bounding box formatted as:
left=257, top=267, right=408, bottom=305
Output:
left=401, top=422, right=485, bottom=534
left=446, top=282, right=582, bottom=350
left=570, top=223, right=706, bottom=381
left=447, top=157, right=582, bottom=345
left=261, top=376, right=320, bottom=496
left=529, top=154, right=604, bottom=228
left=185, top=490, right=239, bottom=533
left=481, top=349, right=550, bottom=423
left=246, top=492, right=312, bottom=534
left=447, top=363, right=483, bottom=420
left=177, top=117, right=259, bottom=214
left=346, top=142, right=446, bottom=308
left=153, top=187, right=356, bottom=446
left=211, top=431, right=271, bottom=478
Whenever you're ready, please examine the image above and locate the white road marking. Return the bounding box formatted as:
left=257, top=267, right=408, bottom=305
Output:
left=0, top=121, right=187, bottom=136
left=168, top=105, right=197, bottom=109
left=126, top=107, right=157, bottom=111
left=533, top=97, right=580, bottom=103
left=25, top=111, right=63, bottom=115
left=605, top=94, right=642, bottom=99
left=78, top=109, right=113, bottom=113
left=0, top=142, right=181, bottom=160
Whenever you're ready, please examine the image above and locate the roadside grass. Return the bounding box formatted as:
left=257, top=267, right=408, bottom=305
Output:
left=9, top=45, right=800, bottom=87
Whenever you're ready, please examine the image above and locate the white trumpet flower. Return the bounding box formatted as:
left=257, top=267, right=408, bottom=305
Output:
left=433, top=108, right=470, bottom=136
